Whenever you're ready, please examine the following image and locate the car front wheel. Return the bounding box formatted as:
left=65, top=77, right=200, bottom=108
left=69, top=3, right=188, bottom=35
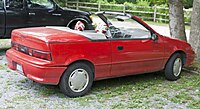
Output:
left=165, top=53, right=183, bottom=81
left=59, top=62, right=94, bottom=97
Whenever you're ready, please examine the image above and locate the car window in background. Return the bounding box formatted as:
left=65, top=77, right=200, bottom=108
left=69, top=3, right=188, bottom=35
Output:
left=6, top=0, right=23, bottom=9
left=28, top=0, right=54, bottom=9
left=0, top=0, right=3, bottom=9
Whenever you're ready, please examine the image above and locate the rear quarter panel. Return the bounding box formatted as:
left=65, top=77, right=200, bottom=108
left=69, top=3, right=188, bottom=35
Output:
left=49, top=41, right=112, bottom=79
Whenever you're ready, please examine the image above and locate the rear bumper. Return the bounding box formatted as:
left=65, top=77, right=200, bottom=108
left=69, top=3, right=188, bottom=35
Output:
left=6, top=49, right=66, bottom=85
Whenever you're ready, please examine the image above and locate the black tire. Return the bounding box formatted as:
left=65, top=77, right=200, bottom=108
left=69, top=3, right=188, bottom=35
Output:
left=165, top=53, right=183, bottom=81
left=68, top=21, right=76, bottom=30
left=59, top=62, right=94, bottom=97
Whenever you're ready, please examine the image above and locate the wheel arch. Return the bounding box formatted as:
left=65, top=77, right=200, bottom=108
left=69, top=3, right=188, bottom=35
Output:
left=67, top=59, right=95, bottom=73
left=165, top=50, right=187, bottom=68
left=59, top=59, right=95, bottom=84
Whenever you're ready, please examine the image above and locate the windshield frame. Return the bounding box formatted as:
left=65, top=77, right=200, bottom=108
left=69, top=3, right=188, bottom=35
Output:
left=94, top=12, right=156, bottom=39
left=95, top=11, right=155, bottom=33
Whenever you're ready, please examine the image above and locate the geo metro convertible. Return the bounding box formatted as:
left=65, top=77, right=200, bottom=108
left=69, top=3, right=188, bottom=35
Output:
left=6, top=12, right=195, bottom=97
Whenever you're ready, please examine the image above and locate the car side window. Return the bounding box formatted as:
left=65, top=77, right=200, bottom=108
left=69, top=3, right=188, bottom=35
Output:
left=0, top=0, right=3, bottom=9
left=6, top=0, right=23, bottom=9
left=121, top=20, right=151, bottom=39
left=113, top=20, right=151, bottom=39
left=104, top=15, right=151, bottom=39
left=28, top=0, right=54, bottom=9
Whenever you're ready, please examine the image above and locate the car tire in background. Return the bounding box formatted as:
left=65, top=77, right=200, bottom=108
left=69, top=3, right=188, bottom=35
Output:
left=68, top=20, right=87, bottom=31
left=165, top=53, right=183, bottom=81
left=59, top=62, right=94, bottom=97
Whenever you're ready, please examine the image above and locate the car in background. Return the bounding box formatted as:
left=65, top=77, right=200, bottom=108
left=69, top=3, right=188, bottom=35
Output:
left=0, top=0, right=93, bottom=38
left=6, top=11, right=195, bottom=97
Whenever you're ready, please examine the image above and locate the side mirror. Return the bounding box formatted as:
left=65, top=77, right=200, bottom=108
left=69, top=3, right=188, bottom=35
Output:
left=151, top=34, right=158, bottom=41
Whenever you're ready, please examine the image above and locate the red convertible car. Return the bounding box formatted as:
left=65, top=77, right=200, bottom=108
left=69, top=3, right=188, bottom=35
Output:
left=6, top=12, right=195, bottom=97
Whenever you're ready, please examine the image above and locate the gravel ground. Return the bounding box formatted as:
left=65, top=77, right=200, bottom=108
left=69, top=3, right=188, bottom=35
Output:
left=0, top=51, right=88, bottom=109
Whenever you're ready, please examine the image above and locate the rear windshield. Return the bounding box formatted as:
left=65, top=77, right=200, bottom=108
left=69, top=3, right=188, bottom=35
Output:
left=0, top=0, right=3, bottom=9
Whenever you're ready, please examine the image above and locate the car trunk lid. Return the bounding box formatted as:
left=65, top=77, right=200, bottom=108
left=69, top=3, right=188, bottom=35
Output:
left=11, top=27, right=89, bottom=51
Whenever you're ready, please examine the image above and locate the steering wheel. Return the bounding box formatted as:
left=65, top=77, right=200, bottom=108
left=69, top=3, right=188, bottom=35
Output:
left=120, top=29, right=131, bottom=38
left=108, top=25, right=121, bottom=38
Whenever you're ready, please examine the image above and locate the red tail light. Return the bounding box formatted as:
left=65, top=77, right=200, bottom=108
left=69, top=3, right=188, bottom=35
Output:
left=32, top=50, right=52, bottom=61
left=11, top=42, right=52, bottom=61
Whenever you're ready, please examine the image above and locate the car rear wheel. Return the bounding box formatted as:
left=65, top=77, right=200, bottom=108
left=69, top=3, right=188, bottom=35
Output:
left=165, top=53, right=183, bottom=81
left=59, top=62, right=94, bottom=97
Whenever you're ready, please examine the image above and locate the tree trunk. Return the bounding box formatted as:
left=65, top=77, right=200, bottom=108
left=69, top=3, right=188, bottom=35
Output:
left=189, top=0, right=200, bottom=60
left=168, top=0, right=187, bottom=41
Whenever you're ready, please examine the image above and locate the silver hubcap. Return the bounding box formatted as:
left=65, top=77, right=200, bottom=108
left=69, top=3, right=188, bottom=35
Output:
left=68, top=69, right=89, bottom=92
left=173, top=58, right=182, bottom=77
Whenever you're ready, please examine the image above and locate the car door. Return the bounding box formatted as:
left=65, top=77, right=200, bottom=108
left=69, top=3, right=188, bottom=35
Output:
left=0, top=0, right=5, bottom=37
left=110, top=20, right=164, bottom=76
left=26, top=0, right=63, bottom=27
left=5, top=0, right=27, bottom=37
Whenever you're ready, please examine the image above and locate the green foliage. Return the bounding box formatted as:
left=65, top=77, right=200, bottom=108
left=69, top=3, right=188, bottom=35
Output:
left=66, top=0, right=192, bottom=24
left=136, top=0, right=150, bottom=6
left=183, top=0, right=193, bottom=9
left=184, top=9, right=192, bottom=24
left=54, top=0, right=66, bottom=7
left=112, top=0, right=137, bottom=4
left=74, top=0, right=194, bottom=8
left=79, top=0, right=108, bottom=3
left=150, top=0, right=168, bottom=6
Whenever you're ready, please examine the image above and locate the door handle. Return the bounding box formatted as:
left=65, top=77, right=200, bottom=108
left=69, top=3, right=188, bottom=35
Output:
left=29, top=13, right=35, bottom=15
left=117, top=46, right=124, bottom=51
left=52, top=13, right=61, bottom=16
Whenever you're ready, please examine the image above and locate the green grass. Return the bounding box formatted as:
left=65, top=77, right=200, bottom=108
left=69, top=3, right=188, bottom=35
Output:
left=79, top=72, right=199, bottom=108
left=0, top=65, right=5, bottom=70
left=13, top=95, right=28, bottom=101
left=32, top=71, right=199, bottom=108
left=0, top=64, right=6, bottom=70
left=0, top=39, right=11, bottom=59
left=18, top=78, right=29, bottom=83
left=0, top=39, right=11, bottom=49
left=186, top=61, right=200, bottom=72
left=36, top=85, right=61, bottom=97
